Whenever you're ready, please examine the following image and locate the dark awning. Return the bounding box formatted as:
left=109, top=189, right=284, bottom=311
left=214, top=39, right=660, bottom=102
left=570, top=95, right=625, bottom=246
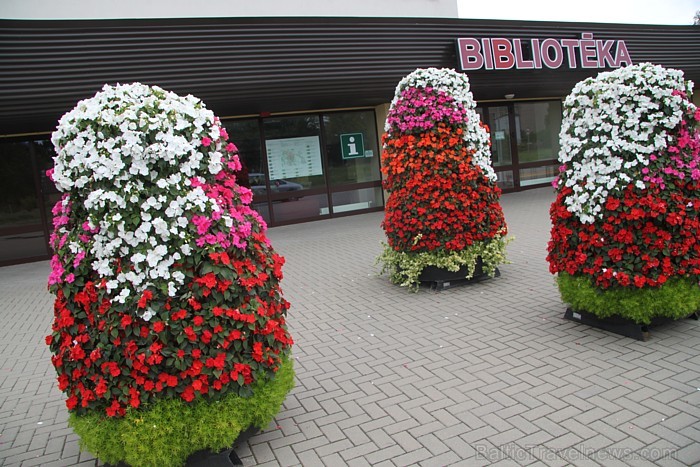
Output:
left=2, top=16, right=699, bottom=135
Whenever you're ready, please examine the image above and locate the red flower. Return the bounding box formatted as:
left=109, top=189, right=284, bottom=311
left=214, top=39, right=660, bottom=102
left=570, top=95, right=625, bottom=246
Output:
left=171, top=309, right=187, bottom=320
left=137, top=290, right=153, bottom=309
left=101, top=361, right=121, bottom=377
left=184, top=327, right=197, bottom=342
left=120, top=314, right=132, bottom=328
left=105, top=399, right=124, bottom=417
left=66, top=395, right=78, bottom=410
left=252, top=342, right=263, bottom=362
left=181, top=386, right=196, bottom=402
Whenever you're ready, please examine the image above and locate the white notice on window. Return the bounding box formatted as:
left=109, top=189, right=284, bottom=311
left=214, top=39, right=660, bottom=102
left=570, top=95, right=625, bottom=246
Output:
left=266, top=136, right=323, bottom=180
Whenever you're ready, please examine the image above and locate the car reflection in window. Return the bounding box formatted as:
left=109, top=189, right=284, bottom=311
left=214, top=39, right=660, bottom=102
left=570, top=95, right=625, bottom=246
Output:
left=250, top=173, right=304, bottom=198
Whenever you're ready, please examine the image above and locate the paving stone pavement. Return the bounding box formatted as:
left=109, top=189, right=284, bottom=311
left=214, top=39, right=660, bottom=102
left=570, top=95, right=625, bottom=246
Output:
left=1, top=186, right=699, bottom=466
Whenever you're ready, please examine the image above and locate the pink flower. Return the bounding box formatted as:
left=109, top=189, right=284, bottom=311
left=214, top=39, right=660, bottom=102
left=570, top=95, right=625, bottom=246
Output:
left=53, top=215, right=69, bottom=229
left=220, top=128, right=229, bottom=140
left=226, top=143, right=237, bottom=153
left=46, top=168, right=54, bottom=181
left=201, top=136, right=212, bottom=147
left=65, top=273, right=75, bottom=284
left=192, top=215, right=212, bottom=235
left=73, top=251, right=86, bottom=268
left=227, top=157, right=242, bottom=172
left=48, top=255, right=64, bottom=285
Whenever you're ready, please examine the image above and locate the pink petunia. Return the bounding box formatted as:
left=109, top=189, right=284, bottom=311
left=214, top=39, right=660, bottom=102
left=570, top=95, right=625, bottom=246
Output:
left=201, top=136, right=212, bottom=147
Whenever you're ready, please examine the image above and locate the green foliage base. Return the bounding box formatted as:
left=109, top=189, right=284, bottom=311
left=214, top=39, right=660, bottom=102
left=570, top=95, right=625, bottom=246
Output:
left=557, top=273, right=700, bottom=325
left=377, top=235, right=511, bottom=291
left=69, top=357, right=294, bottom=467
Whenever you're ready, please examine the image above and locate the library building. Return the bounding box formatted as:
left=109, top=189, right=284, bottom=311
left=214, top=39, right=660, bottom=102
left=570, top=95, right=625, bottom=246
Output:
left=2, top=0, right=699, bottom=264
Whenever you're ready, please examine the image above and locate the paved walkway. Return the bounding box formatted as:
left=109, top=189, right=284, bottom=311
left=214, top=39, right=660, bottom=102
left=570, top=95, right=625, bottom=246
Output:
left=1, top=187, right=699, bottom=466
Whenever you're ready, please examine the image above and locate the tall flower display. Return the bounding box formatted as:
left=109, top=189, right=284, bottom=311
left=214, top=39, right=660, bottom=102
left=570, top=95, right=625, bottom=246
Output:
left=46, top=83, right=294, bottom=466
left=378, top=68, right=508, bottom=289
left=548, top=63, right=700, bottom=325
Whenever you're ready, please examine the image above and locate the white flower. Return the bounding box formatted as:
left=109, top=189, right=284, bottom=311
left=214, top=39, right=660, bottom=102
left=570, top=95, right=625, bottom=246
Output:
left=50, top=82, right=254, bottom=320
left=141, top=308, right=154, bottom=321
left=557, top=63, right=696, bottom=223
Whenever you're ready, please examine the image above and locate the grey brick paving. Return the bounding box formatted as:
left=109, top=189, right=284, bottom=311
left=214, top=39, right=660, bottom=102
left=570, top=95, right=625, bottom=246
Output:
left=1, top=187, right=700, bottom=466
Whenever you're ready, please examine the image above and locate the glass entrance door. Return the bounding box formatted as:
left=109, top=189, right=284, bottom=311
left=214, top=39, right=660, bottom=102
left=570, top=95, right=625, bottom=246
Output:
left=487, top=106, right=515, bottom=190
left=0, top=140, right=56, bottom=265
left=226, top=110, right=384, bottom=227
left=477, top=100, right=562, bottom=192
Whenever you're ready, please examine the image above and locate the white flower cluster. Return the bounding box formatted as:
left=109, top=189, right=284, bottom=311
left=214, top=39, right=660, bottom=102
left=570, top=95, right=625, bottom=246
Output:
left=558, top=62, right=696, bottom=223
left=386, top=67, right=497, bottom=182
left=51, top=83, right=234, bottom=318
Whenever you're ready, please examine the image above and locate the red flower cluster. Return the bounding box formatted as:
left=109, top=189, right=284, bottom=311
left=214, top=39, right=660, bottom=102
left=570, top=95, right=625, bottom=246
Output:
left=547, top=181, right=700, bottom=289
left=47, top=235, right=293, bottom=417
left=382, top=122, right=506, bottom=253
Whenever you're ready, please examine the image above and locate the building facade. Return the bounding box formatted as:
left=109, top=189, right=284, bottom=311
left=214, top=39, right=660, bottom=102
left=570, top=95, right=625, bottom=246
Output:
left=1, top=13, right=699, bottom=265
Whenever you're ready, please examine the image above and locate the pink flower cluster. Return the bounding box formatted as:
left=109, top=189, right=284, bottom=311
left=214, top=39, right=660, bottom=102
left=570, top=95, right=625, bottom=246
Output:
left=643, top=112, right=700, bottom=190
left=189, top=152, right=265, bottom=251
left=48, top=196, right=95, bottom=286
left=386, top=87, right=468, bottom=133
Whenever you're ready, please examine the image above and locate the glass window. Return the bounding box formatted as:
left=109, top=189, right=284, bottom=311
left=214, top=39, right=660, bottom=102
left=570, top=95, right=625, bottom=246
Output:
left=0, top=140, right=49, bottom=262
left=326, top=186, right=383, bottom=215
left=487, top=106, right=512, bottom=166
left=322, top=111, right=380, bottom=186
left=263, top=115, right=325, bottom=190
left=520, top=164, right=559, bottom=187
left=514, top=101, right=562, bottom=163
left=224, top=119, right=263, bottom=192
left=495, top=170, right=514, bottom=190
left=272, top=194, right=329, bottom=223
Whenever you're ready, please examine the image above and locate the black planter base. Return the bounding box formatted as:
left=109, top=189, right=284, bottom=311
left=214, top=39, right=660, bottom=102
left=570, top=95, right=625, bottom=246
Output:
left=186, top=426, right=260, bottom=467
left=564, top=308, right=699, bottom=341
left=418, top=258, right=499, bottom=291
left=105, top=425, right=260, bottom=467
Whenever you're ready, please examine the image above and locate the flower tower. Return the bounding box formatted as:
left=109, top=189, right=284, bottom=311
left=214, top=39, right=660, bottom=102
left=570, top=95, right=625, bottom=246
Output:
left=47, top=83, right=294, bottom=466
left=378, top=68, right=508, bottom=289
left=548, top=63, right=700, bottom=327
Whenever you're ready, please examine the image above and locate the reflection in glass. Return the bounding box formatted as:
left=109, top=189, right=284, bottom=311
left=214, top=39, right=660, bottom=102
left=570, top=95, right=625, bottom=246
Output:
left=487, top=106, right=512, bottom=166
left=263, top=115, right=325, bottom=190
left=224, top=118, right=262, bottom=191
left=271, top=194, right=329, bottom=223
left=326, top=187, right=383, bottom=215
left=0, top=140, right=49, bottom=262
left=251, top=200, right=271, bottom=224
left=495, top=170, right=515, bottom=190
left=514, top=102, right=562, bottom=163
left=322, top=111, right=380, bottom=186
left=520, top=165, right=559, bottom=187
